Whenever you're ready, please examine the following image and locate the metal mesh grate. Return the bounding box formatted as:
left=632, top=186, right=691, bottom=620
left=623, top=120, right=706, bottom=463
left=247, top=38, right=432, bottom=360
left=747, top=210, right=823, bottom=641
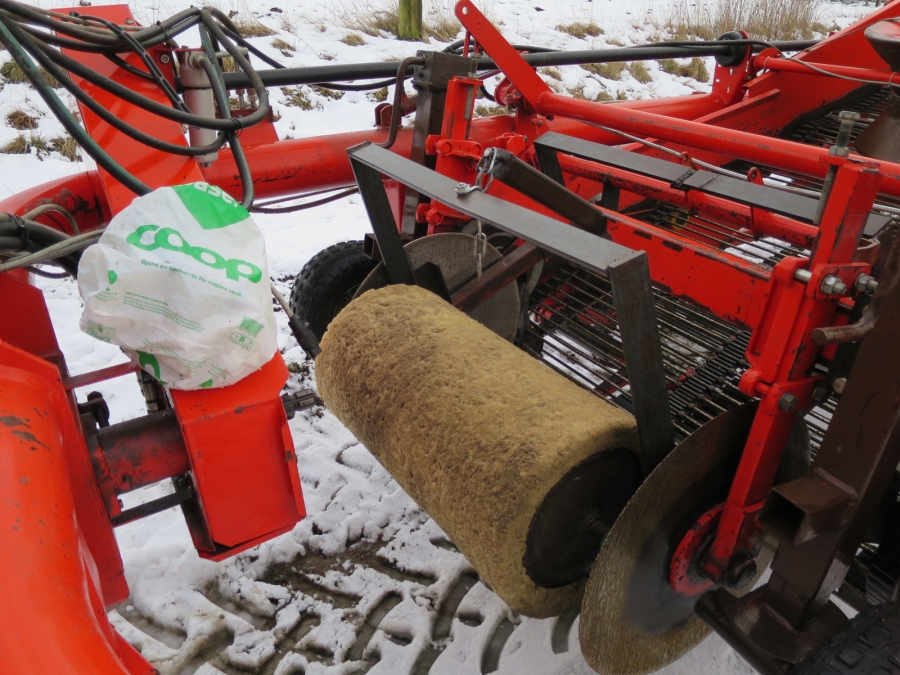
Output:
left=519, top=263, right=753, bottom=441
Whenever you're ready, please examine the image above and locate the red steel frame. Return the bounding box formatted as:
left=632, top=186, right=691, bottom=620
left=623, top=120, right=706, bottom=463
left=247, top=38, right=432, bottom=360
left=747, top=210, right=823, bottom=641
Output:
left=2, top=2, right=900, bottom=671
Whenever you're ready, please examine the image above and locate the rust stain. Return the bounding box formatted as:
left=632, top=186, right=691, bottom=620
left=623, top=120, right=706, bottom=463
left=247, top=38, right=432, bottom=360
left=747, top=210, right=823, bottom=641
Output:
left=10, top=429, right=51, bottom=451
left=0, top=415, right=29, bottom=428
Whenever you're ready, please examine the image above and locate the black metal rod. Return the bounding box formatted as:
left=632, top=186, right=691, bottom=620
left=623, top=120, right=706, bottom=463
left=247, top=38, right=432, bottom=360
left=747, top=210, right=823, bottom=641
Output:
left=223, top=41, right=819, bottom=89
left=110, top=488, right=193, bottom=526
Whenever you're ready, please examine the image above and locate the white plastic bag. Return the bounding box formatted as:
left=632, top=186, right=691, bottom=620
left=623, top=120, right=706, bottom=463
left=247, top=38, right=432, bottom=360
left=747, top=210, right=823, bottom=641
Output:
left=78, top=182, right=277, bottom=390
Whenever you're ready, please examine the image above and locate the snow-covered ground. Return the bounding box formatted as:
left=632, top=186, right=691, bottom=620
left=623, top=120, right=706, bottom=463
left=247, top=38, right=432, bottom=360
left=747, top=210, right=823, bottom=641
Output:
left=0, top=0, right=882, bottom=673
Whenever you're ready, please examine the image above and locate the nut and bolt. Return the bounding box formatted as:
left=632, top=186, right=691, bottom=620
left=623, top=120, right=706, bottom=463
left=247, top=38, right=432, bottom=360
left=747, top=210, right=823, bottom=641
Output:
left=160, top=54, right=170, bottom=64
left=829, top=111, right=861, bottom=158
left=855, top=274, right=878, bottom=294
left=778, top=393, right=799, bottom=412
left=820, top=274, right=848, bottom=296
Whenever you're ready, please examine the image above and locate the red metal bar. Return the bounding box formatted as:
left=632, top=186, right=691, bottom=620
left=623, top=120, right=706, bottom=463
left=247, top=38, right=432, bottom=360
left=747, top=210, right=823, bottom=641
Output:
left=754, top=51, right=900, bottom=86
left=557, top=154, right=820, bottom=249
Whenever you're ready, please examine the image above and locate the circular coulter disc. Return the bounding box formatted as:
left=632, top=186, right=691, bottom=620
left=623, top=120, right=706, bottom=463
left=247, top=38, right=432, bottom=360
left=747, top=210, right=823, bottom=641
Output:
left=354, top=232, right=521, bottom=340
left=579, top=403, right=759, bottom=675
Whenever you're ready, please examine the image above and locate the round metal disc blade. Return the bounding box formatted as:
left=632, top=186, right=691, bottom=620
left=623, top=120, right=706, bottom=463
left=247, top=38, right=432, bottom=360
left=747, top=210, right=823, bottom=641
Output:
left=579, top=403, right=759, bottom=675
left=354, top=232, right=521, bottom=340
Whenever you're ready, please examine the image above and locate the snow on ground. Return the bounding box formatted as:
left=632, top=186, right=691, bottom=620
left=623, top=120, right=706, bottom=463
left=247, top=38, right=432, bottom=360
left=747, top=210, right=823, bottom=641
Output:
left=0, top=0, right=880, bottom=673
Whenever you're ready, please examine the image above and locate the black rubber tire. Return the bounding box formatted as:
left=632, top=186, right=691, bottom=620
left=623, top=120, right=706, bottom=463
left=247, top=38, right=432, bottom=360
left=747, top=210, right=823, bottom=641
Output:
left=289, top=241, right=377, bottom=340
left=790, top=601, right=900, bottom=675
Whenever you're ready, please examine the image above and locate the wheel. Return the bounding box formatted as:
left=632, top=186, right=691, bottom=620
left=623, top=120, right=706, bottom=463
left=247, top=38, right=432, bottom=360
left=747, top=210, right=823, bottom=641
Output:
left=289, top=241, right=377, bottom=340
left=790, top=601, right=900, bottom=675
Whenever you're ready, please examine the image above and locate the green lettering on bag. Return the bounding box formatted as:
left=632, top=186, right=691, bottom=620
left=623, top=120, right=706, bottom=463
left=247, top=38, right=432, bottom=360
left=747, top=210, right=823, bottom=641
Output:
left=125, top=225, right=262, bottom=283
left=172, top=182, right=248, bottom=229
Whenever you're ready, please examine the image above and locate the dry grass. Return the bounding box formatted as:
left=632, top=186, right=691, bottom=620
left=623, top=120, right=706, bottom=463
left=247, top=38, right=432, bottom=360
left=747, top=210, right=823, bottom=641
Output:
left=1, top=132, right=54, bottom=157
left=0, top=63, right=55, bottom=91
left=6, top=109, right=38, bottom=130
left=582, top=62, right=626, bottom=81
left=271, top=37, right=295, bottom=55
left=1, top=134, right=30, bottom=154
left=280, top=86, right=322, bottom=110
left=596, top=90, right=614, bottom=101
left=367, top=87, right=389, bottom=102
left=628, top=61, right=653, bottom=83
left=658, top=57, right=710, bottom=82
left=1, top=60, right=27, bottom=84
left=310, top=85, right=345, bottom=100
left=556, top=21, right=604, bottom=39
left=233, top=15, right=277, bottom=37
left=540, top=67, right=563, bottom=81
left=339, top=0, right=460, bottom=42
left=607, top=36, right=625, bottom=47
left=617, top=90, right=628, bottom=101
left=50, top=135, right=79, bottom=161
left=426, top=15, right=461, bottom=42
left=347, top=3, right=399, bottom=37
left=474, top=103, right=511, bottom=116
left=341, top=33, right=367, bottom=46
left=667, top=0, right=824, bottom=41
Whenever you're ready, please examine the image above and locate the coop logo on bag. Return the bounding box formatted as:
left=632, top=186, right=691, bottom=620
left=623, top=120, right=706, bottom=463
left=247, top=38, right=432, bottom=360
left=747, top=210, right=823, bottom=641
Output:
left=125, top=224, right=262, bottom=282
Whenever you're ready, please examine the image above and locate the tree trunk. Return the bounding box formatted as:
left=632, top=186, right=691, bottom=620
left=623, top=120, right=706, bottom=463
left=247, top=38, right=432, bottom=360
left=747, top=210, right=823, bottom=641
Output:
left=398, top=0, right=422, bottom=40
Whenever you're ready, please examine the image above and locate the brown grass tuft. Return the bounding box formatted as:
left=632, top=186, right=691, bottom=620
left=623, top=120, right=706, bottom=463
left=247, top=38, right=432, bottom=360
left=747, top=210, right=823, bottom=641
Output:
left=271, top=37, right=295, bottom=55
left=280, top=86, right=322, bottom=111
left=341, top=33, right=367, bottom=46
left=1, top=60, right=28, bottom=84
left=50, top=135, right=80, bottom=161
left=367, top=87, right=389, bottom=102
left=667, top=0, right=822, bottom=41
left=556, top=21, right=604, bottom=39
left=234, top=16, right=276, bottom=38
left=6, top=109, right=38, bottom=130
left=310, top=85, right=345, bottom=100
left=474, top=103, right=511, bottom=116
left=658, top=57, right=710, bottom=82
left=1, top=134, right=30, bottom=154
left=596, top=90, right=614, bottom=102
left=582, top=62, right=626, bottom=81
left=540, top=67, right=563, bottom=82
left=628, top=61, right=653, bottom=83
left=426, top=15, right=461, bottom=42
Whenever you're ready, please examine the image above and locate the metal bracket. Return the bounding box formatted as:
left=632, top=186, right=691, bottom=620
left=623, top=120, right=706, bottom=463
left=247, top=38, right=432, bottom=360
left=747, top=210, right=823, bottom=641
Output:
left=348, top=141, right=674, bottom=471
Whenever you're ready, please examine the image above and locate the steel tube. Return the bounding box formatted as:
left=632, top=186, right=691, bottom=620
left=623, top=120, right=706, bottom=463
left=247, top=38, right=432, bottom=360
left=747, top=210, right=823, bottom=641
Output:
left=221, top=41, right=819, bottom=89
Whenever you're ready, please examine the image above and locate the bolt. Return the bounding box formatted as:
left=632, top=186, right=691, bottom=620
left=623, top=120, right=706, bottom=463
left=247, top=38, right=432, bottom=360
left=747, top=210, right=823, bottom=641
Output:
left=778, top=393, right=798, bottom=412
left=160, top=54, right=170, bottom=64
left=830, top=111, right=861, bottom=157
left=855, top=273, right=878, bottom=294
left=833, top=377, right=847, bottom=395
left=124, top=17, right=135, bottom=24
left=812, top=386, right=830, bottom=404
left=820, top=274, right=848, bottom=296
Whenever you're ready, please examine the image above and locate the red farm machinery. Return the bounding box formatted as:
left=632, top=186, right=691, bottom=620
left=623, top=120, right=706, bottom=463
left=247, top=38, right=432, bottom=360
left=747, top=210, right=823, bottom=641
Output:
left=3, top=1, right=900, bottom=674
